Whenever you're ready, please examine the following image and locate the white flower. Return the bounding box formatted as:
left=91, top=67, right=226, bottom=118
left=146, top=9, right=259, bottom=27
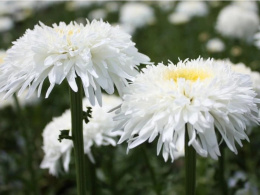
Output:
left=119, top=3, right=155, bottom=30
left=0, top=17, right=14, bottom=32
left=40, top=95, right=122, bottom=176
left=206, top=38, right=225, bottom=53
left=0, top=20, right=150, bottom=105
left=168, top=12, right=190, bottom=25
left=0, top=50, right=6, bottom=65
left=88, top=9, right=107, bottom=20
left=175, top=1, right=208, bottom=18
left=231, top=0, right=258, bottom=13
left=105, top=2, right=120, bottom=13
left=228, top=171, right=247, bottom=188
left=216, top=5, right=259, bottom=42
left=216, top=59, right=260, bottom=98
left=0, top=50, right=39, bottom=108
left=115, top=58, right=259, bottom=162
left=156, top=1, right=175, bottom=12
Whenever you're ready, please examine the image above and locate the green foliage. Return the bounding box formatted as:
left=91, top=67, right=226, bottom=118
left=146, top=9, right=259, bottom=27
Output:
left=0, top=1, right=260, bottom=195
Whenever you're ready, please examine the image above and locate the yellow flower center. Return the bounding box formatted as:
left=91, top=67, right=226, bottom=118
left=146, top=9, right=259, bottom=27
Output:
left=166, top=67, right=211, bottom=82
left=55, top=28, right=81, bottom=37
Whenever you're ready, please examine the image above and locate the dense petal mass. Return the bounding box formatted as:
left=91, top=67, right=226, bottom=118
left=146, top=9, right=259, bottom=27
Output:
left=40, top=95, right=122, bottom=176
left=114, top=58, right=259, bottom=162
left=0, top=20, right=150, bottom=105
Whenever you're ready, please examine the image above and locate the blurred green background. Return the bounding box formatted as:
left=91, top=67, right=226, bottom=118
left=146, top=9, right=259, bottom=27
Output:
left=0, top=1, right=260, bottom=195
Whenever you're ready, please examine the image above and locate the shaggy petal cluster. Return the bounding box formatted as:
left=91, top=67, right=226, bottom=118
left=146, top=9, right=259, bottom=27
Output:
left=216, top=5, right=259, bottom=41
left=215, top=59, right=260, bottom=98
left=175, top=1, right=208, bottom=19
left=0, top=50, right=6, bottom=64
left=115, top=58, right=259, bottom=162
left=119, top=2, right=155, bottom=34
left=0, top=50, right=39, bottom=108
left=41, top=95, right=122, bottom=176
left=0, top=20, right=150, bottom=105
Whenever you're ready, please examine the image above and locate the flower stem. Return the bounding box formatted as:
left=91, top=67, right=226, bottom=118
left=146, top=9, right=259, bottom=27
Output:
left=219, top=145, right=228, bottom=195
left=185, top=124, right=196, bottom=195
left=69, top=77, right=87, bottom=195
left=86, top=156, right=97, bottom=195
left=13, top=94, right=39, bottom=195
left=142, top=146, right=161, bottom=195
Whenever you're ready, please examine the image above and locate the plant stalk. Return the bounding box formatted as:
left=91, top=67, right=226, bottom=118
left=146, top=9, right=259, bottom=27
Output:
left=13, top=94, right=39, bottom=195
left=219, top=145, right=228, bottom=195
left=69, top=77, right=87, bottom=195
left=185, top=124, right=196, bottom=195
left=142, top=146, right=161, bottom=195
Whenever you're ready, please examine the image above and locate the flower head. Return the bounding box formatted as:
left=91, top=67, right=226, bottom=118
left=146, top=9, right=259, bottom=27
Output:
left=119, top=2, right=155, bottom=34
left=115, top=58, right=259, bottom=162
left=206, top=38, right=225, bottom=53
left=40, top=94, right=122, bottom=176
left=175, top=1, right=208, bottom=19
left=0, top=20, right=150, bottom=105
left=216, top=5, right=259, bottom=41
left=216, top=59, right=260, bottom=98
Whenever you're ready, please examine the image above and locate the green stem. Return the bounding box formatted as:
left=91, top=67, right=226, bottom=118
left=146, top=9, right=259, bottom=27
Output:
left=185, top=124, right=196, bottom=195
left=142, top=146, right=161, bottom=195
left=86, top=156, right=97, bottom=195
left=13, top=94, right=39, bottom=195
left=219, top=145, right=228, bottom=195
left=69, top=77, right=87, bottom=195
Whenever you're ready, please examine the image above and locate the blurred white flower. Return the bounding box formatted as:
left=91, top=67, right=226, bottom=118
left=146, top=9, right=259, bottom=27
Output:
left=41, top=95, right=122, bottom=176
left=206, top=38, right=225, bottom=53
left=120, top=2, right=155, bottom=31
left=175, top=1, right=208, bottom=19
left=115, top=58, right=259, bottom=162
left=65, top=1, right=93, bottom=11
left=228, top=171, right=258, bottom=195
left=0, top=20, right=150, bottom=106
left=216, top=5, right=259, bottom=42
left=0, top=17, right=14, bottom=32
left=235, top=182, right=258, bottom=195
left=232, top=0, right=258, bottom=13
left=168, top=12, right=190, bottom=25
left=228, top=171, right=247, bottom=188
left=88, top=9, right=107, bottom=20
left=156, top=1, right=175, bottom=12
left=105, top=2, right=120, bottom=13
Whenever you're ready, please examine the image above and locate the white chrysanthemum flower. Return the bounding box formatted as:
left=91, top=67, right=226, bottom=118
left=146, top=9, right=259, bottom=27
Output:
left=206, top=38, right=225, bottom=53
left=0, top=17, right=14, bottom=32
left=41, top=95, right=122, bottom=176
left=175, top=1, right=208, bottom=18
left=119, top=3, right=155, bottom=30
left=0, top=50, right=39, bottom=108
left=168, top=12, right=190, bottom=25
left=0, top=20, right=150, bottom=105
left=216, top=5, right=259, bottom=42
left=215, top=59, right=260, bottom=98
left=0, top=50, right=6, bottom=65
left=115, top=58, right=259, bottom=162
